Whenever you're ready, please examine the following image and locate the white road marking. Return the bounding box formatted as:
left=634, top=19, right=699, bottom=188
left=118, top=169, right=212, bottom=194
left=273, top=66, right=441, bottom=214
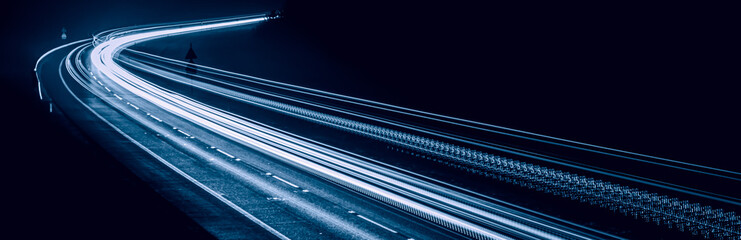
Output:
left=149, top=114, right=163, bottom=122
left=272, top=176, right=299, bottom=188
left=216, top=149, right=235, bottom=159
left=357, top=215, right=397, bottom=234
left=177, top=129, right=191, bottom=137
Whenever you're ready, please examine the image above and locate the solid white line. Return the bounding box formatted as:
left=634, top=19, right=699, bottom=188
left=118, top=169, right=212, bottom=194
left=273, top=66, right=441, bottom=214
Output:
left=356, top=215, right=398, bottom=234
left=272, top=176, right=299, bottom=188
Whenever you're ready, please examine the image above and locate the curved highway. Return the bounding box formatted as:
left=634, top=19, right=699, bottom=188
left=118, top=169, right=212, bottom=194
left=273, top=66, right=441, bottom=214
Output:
left=34, top=12, right=740, bottom=239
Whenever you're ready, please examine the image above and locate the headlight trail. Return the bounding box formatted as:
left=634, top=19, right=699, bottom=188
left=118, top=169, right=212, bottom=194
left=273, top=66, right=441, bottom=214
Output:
left=119, top=49, right=741, bottom=197
left=115, top=45, right=741, bottom=239
left=35, top=12, right=740, bottom=240
left=84, top=15, right=560, bottom=240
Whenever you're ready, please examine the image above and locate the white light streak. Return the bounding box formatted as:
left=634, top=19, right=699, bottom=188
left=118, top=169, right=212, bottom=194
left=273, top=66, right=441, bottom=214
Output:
left=80, top=14, right=613, bottom=240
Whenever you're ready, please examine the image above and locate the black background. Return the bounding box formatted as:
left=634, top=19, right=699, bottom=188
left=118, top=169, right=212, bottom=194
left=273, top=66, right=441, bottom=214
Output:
left=280, top=1, right=738, bottom=168
left=1, top=0, right=736, bottom=238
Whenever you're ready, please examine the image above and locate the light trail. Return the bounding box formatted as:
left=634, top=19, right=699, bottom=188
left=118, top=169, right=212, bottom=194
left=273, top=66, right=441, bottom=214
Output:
left=117, top=49, right=741, bottom=182
left=83, top=14, right=596, bottom=240
left=35, top=38, right=91, bottom=100
left=118, top=49, right=741, bottom=202
left=53, top=41, right=292, bottom=240
left=35, top=11, right=741, bottom=240
left=61, top=41, right=390, bottom=240
left=117, top=48, right=741, bottom=214
left=118, top=48, right=741, bottom=238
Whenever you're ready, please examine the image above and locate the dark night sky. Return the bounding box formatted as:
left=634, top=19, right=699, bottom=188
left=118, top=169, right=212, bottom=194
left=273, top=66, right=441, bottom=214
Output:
left=1, top=0, right=737, bottom=238
left=280, top=1, right=738, bottom=169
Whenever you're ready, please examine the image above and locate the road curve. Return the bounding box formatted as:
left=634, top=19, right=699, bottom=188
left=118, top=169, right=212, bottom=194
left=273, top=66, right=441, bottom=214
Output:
left=35, top=12, right=740, bottom=240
